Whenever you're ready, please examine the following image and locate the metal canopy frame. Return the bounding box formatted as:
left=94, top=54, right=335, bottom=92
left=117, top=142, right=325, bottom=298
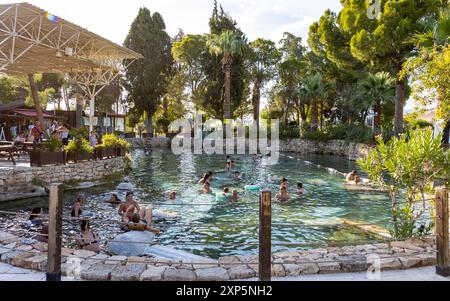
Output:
left=0, top=2, right=142, bottom=130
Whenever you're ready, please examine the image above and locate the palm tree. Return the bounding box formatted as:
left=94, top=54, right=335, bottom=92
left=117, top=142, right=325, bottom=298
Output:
left=207, top=30, right=247, bottom=120
left=358, top=72, right=395, bottom=129
left=303, top=74, right=327, bottom=131
left=411, top=8, right=450, bottom=51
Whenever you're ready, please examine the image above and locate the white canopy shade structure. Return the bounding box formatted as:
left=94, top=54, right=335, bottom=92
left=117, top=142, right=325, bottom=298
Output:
left=0, top=2, right=143, bottom=130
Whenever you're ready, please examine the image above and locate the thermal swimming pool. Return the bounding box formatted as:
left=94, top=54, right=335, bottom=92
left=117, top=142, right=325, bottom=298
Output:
left=0, top=149, right=396, bottom=259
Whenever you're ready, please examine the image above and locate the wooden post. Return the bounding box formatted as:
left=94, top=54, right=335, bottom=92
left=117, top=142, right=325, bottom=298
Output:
left=436, top=187, right=449, bottom=277
left=259, top=191, right=272, bottom=281
left=47, top=183, right=64, bottom=281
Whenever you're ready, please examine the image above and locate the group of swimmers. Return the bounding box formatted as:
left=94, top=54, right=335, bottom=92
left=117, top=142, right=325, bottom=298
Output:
left=275, top=178, right=307, bottom=204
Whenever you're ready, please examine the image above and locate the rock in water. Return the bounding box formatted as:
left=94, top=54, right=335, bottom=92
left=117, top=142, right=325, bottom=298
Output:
left=116, top=182, right=135, bottom=191
left=153, top=210, right=178, bottom=221
left=108, top=231, right=155, bottom=257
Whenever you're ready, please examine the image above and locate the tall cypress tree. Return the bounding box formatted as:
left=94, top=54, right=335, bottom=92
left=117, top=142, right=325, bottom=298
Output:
left=124, top=8, right=173, bottom=136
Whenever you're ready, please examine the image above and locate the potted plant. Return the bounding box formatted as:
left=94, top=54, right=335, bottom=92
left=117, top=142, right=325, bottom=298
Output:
left=30, top=137, right=65, bottom=167
left=65, top=137, right=94, bottom=163
left=96, top=134, right=118, bottom=159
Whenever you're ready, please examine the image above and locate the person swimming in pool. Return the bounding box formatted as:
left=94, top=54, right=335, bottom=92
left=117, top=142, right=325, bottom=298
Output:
left=280, top=178, right=288, bottom=190
left=106, top=194, right=122, bottom=205
left=225, top=162, right=232, bottom=172
left=297, top=183, right=307, bottom=195
left=199, top=173, right=211, bottom=184
left=233, top=171, right=242, bottom=180
left=169, top=191, right=177, bottom=200
left=346, top=170, right=361, bottom=185
left=229, top=190, right=239, bottom=203
left=276, top=186, right=291, bottom=204
left=71, top=194, right=86, bottom=218
left=231, top=160, right=236, bottom=169
left=203, top=182, right=212, bottom=194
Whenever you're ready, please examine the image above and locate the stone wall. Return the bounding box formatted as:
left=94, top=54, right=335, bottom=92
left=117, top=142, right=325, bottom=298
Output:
left=281, top=139, right=373, bottom=161
left=0, top=231, right=440, bottom=281
left=0, top=157, right=126, bottom=191
left=127, top=137, right=371, bottom=161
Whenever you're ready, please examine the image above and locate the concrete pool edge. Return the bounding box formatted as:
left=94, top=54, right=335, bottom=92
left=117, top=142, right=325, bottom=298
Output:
left=0, top=231, right=439, bottom=281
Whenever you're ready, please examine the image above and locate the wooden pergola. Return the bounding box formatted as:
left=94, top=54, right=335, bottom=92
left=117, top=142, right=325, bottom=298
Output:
left=0, top=2, right=143, bottom=130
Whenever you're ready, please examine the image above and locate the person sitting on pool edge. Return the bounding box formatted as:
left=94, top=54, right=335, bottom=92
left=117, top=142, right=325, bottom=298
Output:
left=107, top=194, right=122, bottom=205
left=276, top=187, right=291, bottom=204
left=297, top=183, right=307, bottom=195
left=118, top=192, right=141, bottom=223
left=127, top=213, right=161, bottom=234
left=75, top=219, right=100, bottom=253
left=346, top=170, right=361, bottom=185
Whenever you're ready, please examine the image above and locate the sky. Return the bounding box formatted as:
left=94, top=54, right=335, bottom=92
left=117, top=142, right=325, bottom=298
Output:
left=1, top=0, right=343, bottom=45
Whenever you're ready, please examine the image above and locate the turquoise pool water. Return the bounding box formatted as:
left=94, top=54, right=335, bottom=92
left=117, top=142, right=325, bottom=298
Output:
left=0, top=150, right=395, bottom=259
left=126, top=149, right=392, bottom=258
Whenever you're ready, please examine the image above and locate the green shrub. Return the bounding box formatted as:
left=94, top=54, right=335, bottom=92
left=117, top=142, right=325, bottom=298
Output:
left=41, top=137, right=63, bottom=152
left=279, top=123, right=300, bottom=139
left=66, top=137, right=94, bottom=154
left=358, top=128, right=449, bottom=239
left=300, top=124, right=374, bottom=144
left=99, top=133, right=131, bottom=150
left=69, top=127, right=89, bottom=139
left=406, top=119, right=434, bottom=131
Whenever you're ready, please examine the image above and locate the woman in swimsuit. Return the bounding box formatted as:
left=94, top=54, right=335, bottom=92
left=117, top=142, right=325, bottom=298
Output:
left=75, top=220, right=100, bottom=253
left=71, top=194, right=86, bottom=218
left=118, top=192, right=140, bottom=223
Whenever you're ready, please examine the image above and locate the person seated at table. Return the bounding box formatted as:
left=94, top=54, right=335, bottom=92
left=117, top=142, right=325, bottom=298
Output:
left=127, top=213, right=161, bottom=234
left=106, top=194, right=122, bottom=205
left=71, top=194, right=86, bottom=218
left=15, top=132, right=27, bottom=143
left=276, top=187, right=291, bottom=204
left=75, top=219, right=100, bottom=253
left=31, top=121, right=43, bottom=143
left=51, top=130, right=59, bottom=140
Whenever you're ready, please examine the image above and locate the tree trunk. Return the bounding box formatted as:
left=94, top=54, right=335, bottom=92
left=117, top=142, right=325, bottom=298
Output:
left=146, top=111, right=153, bottom=138
left=223, top=64, right=232, bottom=120
left=28, top=74, right=44, bottom=126
left=374, top=98, right=382, bottom=129
left=394, top=66, right=405, bottom=136
left=75, top=97, right=84, bottom=129
left=163, top=96, right=169, bottom=136
left=252, top=78, right=261, bottom=124
left=310, top=100, right=319, bottom=131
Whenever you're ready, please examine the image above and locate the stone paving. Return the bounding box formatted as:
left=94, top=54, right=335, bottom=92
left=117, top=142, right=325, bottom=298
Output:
left=1, top=231, right=448, bottom=281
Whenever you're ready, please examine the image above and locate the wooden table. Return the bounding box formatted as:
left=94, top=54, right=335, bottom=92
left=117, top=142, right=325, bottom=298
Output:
left=0, top=145, right=16, bottom=165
